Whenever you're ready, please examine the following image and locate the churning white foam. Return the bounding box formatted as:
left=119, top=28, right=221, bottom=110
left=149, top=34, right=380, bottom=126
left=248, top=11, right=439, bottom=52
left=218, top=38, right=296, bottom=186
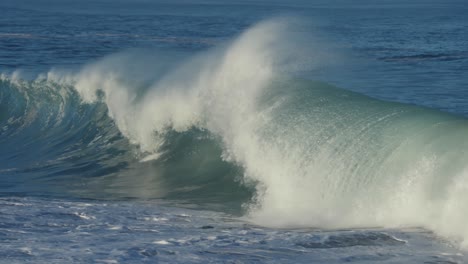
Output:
left=72, top=19, right=289, bottom=152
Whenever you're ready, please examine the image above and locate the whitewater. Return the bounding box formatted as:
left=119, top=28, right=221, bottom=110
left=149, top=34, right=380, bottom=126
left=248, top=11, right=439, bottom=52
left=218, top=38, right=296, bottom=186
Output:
left=2, top=0, right=468, bottom=263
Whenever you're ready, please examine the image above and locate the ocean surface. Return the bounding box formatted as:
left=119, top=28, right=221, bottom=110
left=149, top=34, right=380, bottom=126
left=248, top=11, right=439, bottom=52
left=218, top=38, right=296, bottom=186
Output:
left=1, top=0, right=468, bottom=263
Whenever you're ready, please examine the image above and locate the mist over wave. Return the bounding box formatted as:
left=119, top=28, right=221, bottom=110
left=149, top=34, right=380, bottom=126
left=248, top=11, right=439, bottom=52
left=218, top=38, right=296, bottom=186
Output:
left=3, top=18, right=468, bottom=248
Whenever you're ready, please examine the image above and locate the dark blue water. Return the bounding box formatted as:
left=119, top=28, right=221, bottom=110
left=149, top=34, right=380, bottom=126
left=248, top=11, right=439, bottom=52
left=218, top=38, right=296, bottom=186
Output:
left=1, top=1, right=468, bottom=263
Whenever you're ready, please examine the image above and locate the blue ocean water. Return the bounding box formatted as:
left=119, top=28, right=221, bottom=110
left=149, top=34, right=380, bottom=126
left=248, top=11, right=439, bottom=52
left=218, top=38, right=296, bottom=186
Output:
left=1, top=0, right=468, bottom=263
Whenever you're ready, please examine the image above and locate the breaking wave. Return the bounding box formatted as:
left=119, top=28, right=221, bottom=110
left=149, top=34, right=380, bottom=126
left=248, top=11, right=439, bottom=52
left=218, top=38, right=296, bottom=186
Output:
left=2, top=19, right=468, bottom=248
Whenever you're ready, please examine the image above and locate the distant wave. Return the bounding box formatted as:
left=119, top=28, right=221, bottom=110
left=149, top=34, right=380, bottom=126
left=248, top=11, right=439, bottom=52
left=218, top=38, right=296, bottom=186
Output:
left=380, top=52, right=468, bottom=62
left=0, top=32, right=218, bottom=45
left=3, top=18, right=468, bottom=248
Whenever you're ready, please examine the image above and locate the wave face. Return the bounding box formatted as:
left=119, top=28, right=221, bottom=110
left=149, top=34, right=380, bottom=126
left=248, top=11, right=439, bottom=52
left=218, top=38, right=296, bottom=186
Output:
left=0, top=73, right=131, bottom=195
left=2, top=19, right=468, bottom=247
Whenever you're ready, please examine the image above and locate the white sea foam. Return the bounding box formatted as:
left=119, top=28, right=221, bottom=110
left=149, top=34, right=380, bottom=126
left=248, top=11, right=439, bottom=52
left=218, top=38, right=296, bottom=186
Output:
left=153, top=240, right=171, bottom=245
